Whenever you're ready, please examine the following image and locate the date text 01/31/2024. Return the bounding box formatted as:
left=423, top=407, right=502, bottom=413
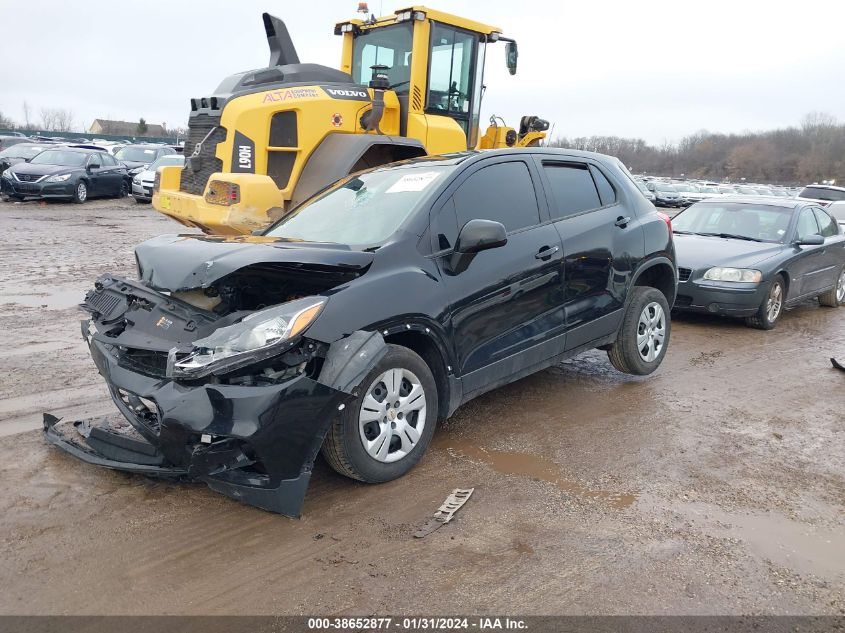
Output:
left=307, top=617, right=528, bottom=630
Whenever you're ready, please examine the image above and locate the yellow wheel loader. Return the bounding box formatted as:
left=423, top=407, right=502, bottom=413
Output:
left=153, top=5, right=549, bottom=235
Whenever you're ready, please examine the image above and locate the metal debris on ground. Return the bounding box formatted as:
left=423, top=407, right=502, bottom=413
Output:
left=831, top=358, right=845, bottom=372
left=413, top=488, right=474, bottom=538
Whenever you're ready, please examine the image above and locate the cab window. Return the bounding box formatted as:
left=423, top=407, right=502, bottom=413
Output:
left=427, top=24, right=477, bottom=132
left=351, top=23, right=413, bottom=93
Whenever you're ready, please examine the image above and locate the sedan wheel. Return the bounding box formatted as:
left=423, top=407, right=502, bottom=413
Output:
left=358, top=368, right=427, bottom=463
left=72, top=181, right=88, bottom=204
left=321, top=344, right=438, bottom=483
left=746, top=276, right=785, bottom=329
left=819, top=266, right=845, bottom=307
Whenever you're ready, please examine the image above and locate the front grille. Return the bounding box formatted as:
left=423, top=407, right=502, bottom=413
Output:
left=179, top=113, right=227, bottom=196
left=675, top=294, right=692, bottom=307
left=17, top=174, right=40, bottom=182
left=117, top=349, right=168, bottom=378
left=15, top=182, right=40, bottom=193
left=678, top=267, right=692, bottom=282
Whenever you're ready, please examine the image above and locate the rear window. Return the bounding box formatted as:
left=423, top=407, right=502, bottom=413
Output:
left=799, top=186, right=845, bottom=202
left=542, top=163, right=602, bottom=220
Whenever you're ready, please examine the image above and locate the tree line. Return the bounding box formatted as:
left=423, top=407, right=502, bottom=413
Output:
left=548, top=112, right=844, bottom=185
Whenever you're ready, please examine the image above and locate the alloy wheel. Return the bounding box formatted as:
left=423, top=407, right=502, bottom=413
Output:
left=636, top=301, right=666, bottom=362
left=77, top=182, right=87, bottom=202
left=358, top=367, right=427, bottom=463
left=766, top=282, right=783, bottom=322
left=837, top=269, right=845, bottom=303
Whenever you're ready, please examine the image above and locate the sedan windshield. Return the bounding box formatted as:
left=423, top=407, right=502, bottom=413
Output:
left=29, top=150, right=87, bottom=167
left=673, top=202, right=793, bottom=243
left=116, top=147, right=159, bottom=162
left=799, top=186, right=845, bottom=202
left=0, top=145, right=44, bottom=159
left=265, top=166, right=452, bottom=246
left=655, top=184, right=676, bottom=192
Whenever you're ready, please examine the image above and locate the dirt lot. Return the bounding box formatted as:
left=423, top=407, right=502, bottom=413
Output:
left=0, top=198, right=843, bottom=615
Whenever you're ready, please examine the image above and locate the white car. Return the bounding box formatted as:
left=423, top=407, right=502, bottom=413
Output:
left=827, top=201, right=845, bottom=230
left=131, top=154, right=184, bottom=202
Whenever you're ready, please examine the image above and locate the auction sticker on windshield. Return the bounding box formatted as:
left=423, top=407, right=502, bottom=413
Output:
left=386, top=171, right=440, bottom=193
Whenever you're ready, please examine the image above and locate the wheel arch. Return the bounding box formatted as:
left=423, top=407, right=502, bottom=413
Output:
left=290, top=134, right=427, bottom=208
left=630, top=257, right=677, bottom=307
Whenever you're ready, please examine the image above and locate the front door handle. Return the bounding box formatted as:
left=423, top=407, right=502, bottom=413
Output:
left=535, top=245, right=560, bottom=260
left=615, top=216, right=631, bottom=227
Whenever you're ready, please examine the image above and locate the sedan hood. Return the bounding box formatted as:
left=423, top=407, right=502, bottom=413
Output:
left=9, top=162, right=72, bottom=178
left=135, top=234, right=376, bottom=291
left=121, top=160, right=149, bottom=170
left=674, top=233, right=783, bottom=270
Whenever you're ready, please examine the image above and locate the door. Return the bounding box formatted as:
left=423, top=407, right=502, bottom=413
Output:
left=433, top=158, right=565, bottom=394
left=97, top=153, right=122, bottom=195
left=85, top=155, right=105, bottom=196
left=789, top=207, right=829, bottom=297
left=538, top=159, right=643, bottom=349
left=812, top=206, right=845, bottom=289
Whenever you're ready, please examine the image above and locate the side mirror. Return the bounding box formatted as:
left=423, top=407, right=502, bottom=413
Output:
left=798, top=233, right=824, bottom=246
left=88, top=162, right=100, bottom=171
left=505, top=41, right=518, bottom=76
left=455, top=219, right=508, bottom=254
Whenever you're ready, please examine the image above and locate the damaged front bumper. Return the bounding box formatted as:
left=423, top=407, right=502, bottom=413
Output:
left=42, top=276, right=379, bottom=517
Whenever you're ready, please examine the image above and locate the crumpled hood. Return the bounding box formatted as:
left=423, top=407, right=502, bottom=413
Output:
left=135, top=234, right=375, bottom=291
left=674, top=233, right=784, bottom=270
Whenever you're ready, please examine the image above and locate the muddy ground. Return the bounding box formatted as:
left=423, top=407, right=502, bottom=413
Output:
left=0, top=198, right=843, bottom=615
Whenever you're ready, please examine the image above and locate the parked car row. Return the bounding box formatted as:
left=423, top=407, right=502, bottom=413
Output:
left=0, top=138, right=183, bottom=204
left=634, top=176, right=805, bottom=208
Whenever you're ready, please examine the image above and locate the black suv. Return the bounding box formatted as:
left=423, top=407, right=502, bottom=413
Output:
left=45, top=149, right=677, bottom=516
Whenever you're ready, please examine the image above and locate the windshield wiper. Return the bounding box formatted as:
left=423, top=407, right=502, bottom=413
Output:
left=672, top=230, right=694, bottom=234
left=696, top=232, right=764, bottom=242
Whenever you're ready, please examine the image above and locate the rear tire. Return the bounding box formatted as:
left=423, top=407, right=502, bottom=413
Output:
left=72, top=181, right=88, bottom=204
left=818, top=265, right=845, bottom=307
left=321, top=344, right=438, bottom=483
left=746, top=276, right=785, bottom=329
left=607, top=287, right=671, bottom=375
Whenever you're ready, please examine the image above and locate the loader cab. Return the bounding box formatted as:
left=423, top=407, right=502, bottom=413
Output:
left=337, top=6, right=508, bottom=152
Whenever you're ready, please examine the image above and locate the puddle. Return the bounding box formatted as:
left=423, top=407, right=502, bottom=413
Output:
left=0, top=287, right=85, bottom=310
left=441, top=437, right=636, bottom=508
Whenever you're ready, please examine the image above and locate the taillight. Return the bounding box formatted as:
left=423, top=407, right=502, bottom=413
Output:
left=657, top=211, right=672, bottom=234
left=205, top=180, right=241, bottom=206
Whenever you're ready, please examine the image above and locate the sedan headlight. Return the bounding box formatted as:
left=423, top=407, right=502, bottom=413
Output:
left=168, top=297, right=326, bottom=378
left=132, top=176, right=141, bottom=184
left=45, top=173, right=72, bottom=183
left=703, top=267, right=762, bottom=283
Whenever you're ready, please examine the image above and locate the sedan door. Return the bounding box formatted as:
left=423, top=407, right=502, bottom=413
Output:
left=788, top=207, right=831, bottom=298
left=85, top=155, right=106, bottom=196
left=432, top=158, right=565, bottom=395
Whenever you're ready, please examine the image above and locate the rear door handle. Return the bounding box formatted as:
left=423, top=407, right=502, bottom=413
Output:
left=615, top=216, right=631, bottom=227
left=535, top=245, right=560, bottom=260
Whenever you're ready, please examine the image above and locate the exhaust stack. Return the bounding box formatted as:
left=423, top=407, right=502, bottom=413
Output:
left=263, top=13, right=300, bottom=67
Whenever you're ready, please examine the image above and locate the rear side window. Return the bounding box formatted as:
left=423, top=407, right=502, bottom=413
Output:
left=589, top=165, right=617, bottom=206
left=543, top=163, right=602, bottom=220
left=453, top=161, right=540, bottom=233
left=813, top=208, right=838, bottom=237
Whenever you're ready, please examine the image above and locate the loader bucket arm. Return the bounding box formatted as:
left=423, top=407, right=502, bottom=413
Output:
left=263, top=13, right=299, bottom=67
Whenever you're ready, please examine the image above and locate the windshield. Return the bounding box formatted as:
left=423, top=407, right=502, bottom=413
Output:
left=678, top=184, right=698, bottom=192
left=265, top=166, right=451, bottom=246
left=673, top=202, right=793, bottom=243
left=655, top=183, right=676, bottom=192
left=115, top=147, right=159, bottom=162
left=799, top=186, right=845, bottom=202
left=700, top=186, right=718, bottom=193
left=148, top=155, right=184, bottom=170
left=0, top=145, right=44, bottom=159
left=29, top=150, right=87, bottom=167
left=636, top=181, right=650, bottom=193
left=351, top=22, right=413, bottom=93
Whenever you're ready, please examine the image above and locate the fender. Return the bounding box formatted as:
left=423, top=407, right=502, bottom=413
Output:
left=629, top=255, right=677, bottom=306
left=290, top=134, right=426, bottom=208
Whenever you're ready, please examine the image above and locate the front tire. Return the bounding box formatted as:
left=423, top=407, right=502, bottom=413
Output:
left=117, top=180, right=129, bottom=198
left=607, top=287, right=671, bottom=375
left=321, top=344, right=438, bottom=483
left=72, top=180, right=88, bottom=204
left=818, top=265, right=845, bottom=307
left=746, top=276, right=785, bottom=329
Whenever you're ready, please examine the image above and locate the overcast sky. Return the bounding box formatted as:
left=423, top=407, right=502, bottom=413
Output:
left=1, top=0, right=844, bottom=145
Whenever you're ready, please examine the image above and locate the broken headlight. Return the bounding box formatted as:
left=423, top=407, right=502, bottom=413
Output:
left=168, top=297, right=325, bottom=378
